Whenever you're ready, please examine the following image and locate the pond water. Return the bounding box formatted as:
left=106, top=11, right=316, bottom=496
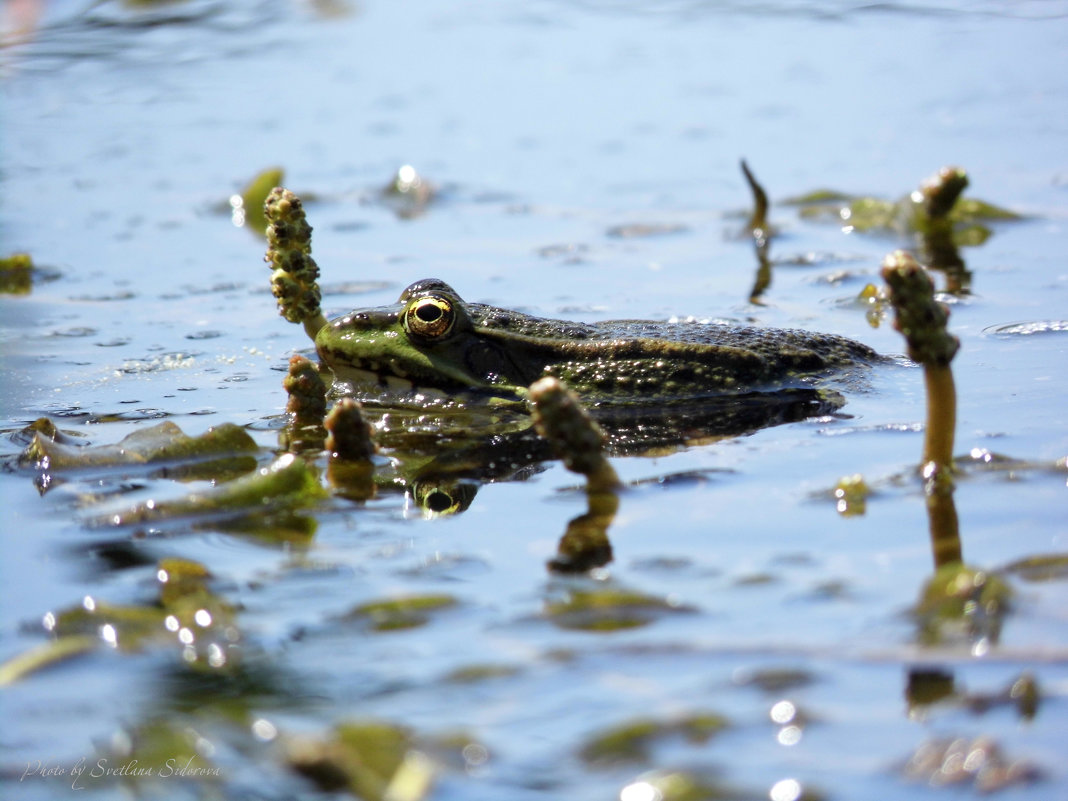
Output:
left=2, top=1, right=1067, bottom=799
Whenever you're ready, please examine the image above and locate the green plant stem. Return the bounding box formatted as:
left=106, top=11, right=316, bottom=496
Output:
left=881, top=250, right=963, bottom=568
left=304, top=316, right=328, bottom=342
left=741, top=159, right=769, bottom=235
left=923, top=363, right=956, bottom=470
left=528, top=377, right=621, bottom=493
left=926, top=479, right=962, bottom=567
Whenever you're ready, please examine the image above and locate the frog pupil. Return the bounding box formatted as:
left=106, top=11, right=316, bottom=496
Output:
left=424, top=489, right=454, bottom=513
left=417, top=302, right=442, bottom=322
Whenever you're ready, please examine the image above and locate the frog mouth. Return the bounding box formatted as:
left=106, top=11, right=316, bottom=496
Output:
left=319, top=354, right=475, bottom=402
left=332, top=360, right=421, bottom=393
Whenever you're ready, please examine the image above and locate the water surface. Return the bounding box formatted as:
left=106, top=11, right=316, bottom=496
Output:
left=2, top=2, right=1067, bottom=799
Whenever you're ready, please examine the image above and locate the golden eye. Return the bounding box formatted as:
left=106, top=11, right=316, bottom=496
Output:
left=404, top=295, right=455, bottom=341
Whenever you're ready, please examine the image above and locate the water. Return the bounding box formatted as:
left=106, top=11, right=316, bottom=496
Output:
left=2, top=1, right=1067, bottom=799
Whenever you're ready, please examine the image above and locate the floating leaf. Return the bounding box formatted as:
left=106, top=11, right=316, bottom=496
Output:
left=20, top=420, right=257, bottom=475
left=100, top=453, right=326, bottom=528
left=288, top=721, right=430, bottom=800
left=606, top=222, right=688, bottom=239
left=233, top=166, right=284, bottom=233
left=951, top=197, right=1021, bottom=222
left=914, top=563, right=1012, bottom=646
left=782, top=188, right=856, bottom=205
left=1001, top=553, right=1068, bottom=583
left=793, top=167, right=1021, bottom=245
left=733, top=666, right=817, bottom=694
left=3, top=553, right=242, bottom=683
left=444, top=664, right=522, bottom=684
left=0, top=252, right=33, bottom=294
left=580, top=713, right=729, bottom=766
left=347, top=594, right=458, bottom=632
left=833, top=473, right=870, bottom=516
left=381, top=164, right=437, bottom=219
left=92, top=716, right=221, bottom=790
left=545, top=585, right=693, bottom=632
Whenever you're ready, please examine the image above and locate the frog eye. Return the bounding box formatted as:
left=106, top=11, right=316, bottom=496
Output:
left=404, top=295, right=455, bottom=341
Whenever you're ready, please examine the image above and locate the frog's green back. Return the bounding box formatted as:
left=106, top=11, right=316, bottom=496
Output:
left=464, top=303, right=880, bottom=403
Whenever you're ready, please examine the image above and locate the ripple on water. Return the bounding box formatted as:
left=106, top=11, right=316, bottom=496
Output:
left=983, top=320, right=1068, bottom=337
left=50, top=326, right=97, bottom=338
left=7, top=2, right=287, bottom=73
left=395, top=552, right=492, bottom=581
left=68, top=292, right=137, bottom=302
left=120, top=352, right=200, bottom=373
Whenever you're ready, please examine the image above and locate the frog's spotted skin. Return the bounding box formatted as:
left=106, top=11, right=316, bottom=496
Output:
left=315, top=278, right=880, bottom=405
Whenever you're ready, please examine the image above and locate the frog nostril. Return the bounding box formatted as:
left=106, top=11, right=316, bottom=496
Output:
left=338, top=313, right=371, bottom=328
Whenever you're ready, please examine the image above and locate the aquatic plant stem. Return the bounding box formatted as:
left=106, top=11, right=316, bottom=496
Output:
left=740, top=160, right=774, bottom=304
left=528, top=377, right=621, bottom=571
left=528, top=377, right=621, bottom=493
left=922, top=364, right=956, bottom=470
left=924, top=462, right=962, bottom=567
left=881, top=250, right=959, bottom=471
left=740, top=159, right=769, bottom=237
left=551, top=489, right=619, bottom=573
left=0, top=635, right=97, bottom=686
left=881, top=250, right=962, bottom=567
left=918, top=166, right=968, bottom=222
left=281, top=354, right=327, bottom=454
left=325, top=398, right=377, bottom=501
left=923, top=363, right=961, bottom=566
left=284, top=354, right=327, bottom=421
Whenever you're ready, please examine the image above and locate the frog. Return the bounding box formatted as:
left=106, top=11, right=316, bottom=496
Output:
left=313, top=277, right=881, bottom=408
left=266, top=188, right=880, bottom=464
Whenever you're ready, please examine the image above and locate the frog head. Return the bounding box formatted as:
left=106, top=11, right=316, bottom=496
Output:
left=315, top=279, right=540, bottom=399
